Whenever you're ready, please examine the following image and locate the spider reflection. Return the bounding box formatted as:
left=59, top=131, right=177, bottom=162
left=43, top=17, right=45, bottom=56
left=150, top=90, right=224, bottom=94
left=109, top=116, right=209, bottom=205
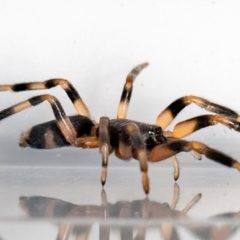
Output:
left=19, top=184, right=240, bottom=240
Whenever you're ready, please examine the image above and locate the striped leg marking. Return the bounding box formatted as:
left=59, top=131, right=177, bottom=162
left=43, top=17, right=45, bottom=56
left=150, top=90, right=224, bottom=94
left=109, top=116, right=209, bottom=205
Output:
left=149, top=139, right=240, bottom=171
left=125, top=122, right=149, bottom=194
left=157, top=95, right=240, bottom=129
left=99, top=117, right=111, bottom=186
left=172, top=114, right=240, bottom=138
left=0, top=79, right=91, bottom=119
left=117, top=62, right=148, bottom=119
left=0, top=94, right=77, bottom=145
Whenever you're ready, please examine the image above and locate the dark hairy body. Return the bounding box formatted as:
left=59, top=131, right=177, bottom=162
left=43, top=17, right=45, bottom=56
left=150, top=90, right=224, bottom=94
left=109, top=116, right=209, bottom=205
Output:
left=20, top=115, right=167, bottom=156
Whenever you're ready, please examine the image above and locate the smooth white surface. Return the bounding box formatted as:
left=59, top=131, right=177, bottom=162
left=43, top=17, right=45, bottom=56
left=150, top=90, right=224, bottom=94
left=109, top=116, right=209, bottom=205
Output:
left=1, top=143, right=240, bottom=239
left=1, top=1, right=240, bottom=239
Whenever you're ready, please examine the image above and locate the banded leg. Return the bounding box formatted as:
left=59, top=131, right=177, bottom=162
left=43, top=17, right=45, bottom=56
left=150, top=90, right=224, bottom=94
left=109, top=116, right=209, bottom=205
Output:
left=171, top=114, right=240, bottom=138
left=0, top=94, right=77, bottom=145
left=157, top=95, right=240, bottom=129
left=0, top=78, right=91, bottom=118
left=117, top=62, right=148, bottom=119
left=149, top=139, right=240, bottom=171
left=126, top=122, right=149, bottom=194
left=99, top=117, right=111, bottom=186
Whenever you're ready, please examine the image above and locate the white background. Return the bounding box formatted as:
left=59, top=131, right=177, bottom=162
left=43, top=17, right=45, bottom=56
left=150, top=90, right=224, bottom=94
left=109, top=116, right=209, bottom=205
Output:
left=1, top=0, right=240, bottom=147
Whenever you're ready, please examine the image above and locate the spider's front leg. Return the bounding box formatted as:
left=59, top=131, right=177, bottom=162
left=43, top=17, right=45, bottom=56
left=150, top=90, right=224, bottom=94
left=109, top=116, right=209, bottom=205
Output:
left=98, top=117, right=111, bottom=186
left=117, top=62, right=148, bottom=119
left=125, top=123, right=150, bottom=194
left=157, top=95, right=240, bottom=130
left=76, top=117, right=113, bottom=187
left=149, top=139, right=240, bottom=172
left=171, top=114, right=240, bottom=138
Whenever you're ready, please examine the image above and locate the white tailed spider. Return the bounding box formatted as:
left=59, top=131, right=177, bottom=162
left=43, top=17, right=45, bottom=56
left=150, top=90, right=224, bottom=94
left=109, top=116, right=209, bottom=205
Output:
left=1, top=63, right=240, bottom=194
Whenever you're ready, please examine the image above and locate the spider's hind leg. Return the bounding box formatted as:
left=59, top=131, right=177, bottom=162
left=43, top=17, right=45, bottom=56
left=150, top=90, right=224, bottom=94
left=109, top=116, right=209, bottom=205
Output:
left=0, top=94, right=78, bottom=147
left=0, top=78, right=91, bottom=118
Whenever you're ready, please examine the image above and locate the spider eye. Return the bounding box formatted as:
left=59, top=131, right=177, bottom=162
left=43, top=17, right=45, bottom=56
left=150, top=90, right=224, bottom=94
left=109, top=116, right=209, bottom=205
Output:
left=148, top=130, right=153, bottom=135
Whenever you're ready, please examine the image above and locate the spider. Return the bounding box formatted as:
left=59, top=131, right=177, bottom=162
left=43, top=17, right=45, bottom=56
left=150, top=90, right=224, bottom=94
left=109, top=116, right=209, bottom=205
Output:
left=1, top=63, right=240, bottom=194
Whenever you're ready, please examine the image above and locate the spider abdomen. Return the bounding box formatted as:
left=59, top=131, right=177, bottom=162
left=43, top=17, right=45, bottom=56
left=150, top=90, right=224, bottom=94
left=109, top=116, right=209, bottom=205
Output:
left=19, top=115, right=94, bottom=149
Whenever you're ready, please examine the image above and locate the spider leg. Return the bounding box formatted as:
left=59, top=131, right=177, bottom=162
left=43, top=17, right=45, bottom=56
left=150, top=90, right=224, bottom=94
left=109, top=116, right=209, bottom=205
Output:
left=0, top=79, right=91, bottom=118
left=75, top=136, right=99, bottom=148
left=0, top=94, right=77, bottom=145
left=149, top=139, right=240, bottom=171
left=99, top=117, right=111, bottom=186
left=157, top=95, right=240, bottom=129
left=125, top=122, right=150, bottom=194
left=171, top=114, right=240, bottom=138
left=74, top=117, right=112, bottom=186
left=117, top=62, right=148, bottom=119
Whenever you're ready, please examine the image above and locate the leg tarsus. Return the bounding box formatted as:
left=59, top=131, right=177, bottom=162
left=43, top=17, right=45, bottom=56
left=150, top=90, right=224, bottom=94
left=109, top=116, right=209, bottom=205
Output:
left=99, top=117, right=110, bottom=186
left=171, top=156, right=180, bottom=181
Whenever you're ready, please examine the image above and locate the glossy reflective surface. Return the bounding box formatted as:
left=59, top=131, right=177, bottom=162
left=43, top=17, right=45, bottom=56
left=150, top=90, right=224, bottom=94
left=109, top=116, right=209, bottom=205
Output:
left=1, top=142, right=240, bottom=239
